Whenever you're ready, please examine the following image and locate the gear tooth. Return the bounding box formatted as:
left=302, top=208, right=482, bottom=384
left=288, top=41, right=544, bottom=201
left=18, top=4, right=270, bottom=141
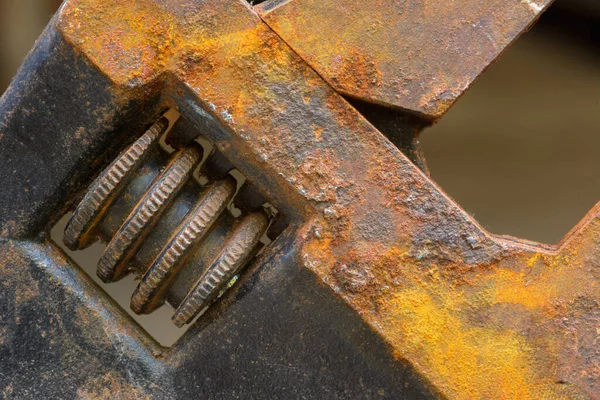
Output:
left=133, top=180, right=236, bottom=314
left=173, top=212, right=267, bottom=326
left=65, top=120, right=272, bottom=328
left=63, top=121, right=166, bottom=250
left=94, top=145, right=199, bottom=283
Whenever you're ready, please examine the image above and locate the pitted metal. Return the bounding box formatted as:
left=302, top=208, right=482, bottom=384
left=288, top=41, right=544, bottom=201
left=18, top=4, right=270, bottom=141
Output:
left=1, top=0, right=598, bottom=398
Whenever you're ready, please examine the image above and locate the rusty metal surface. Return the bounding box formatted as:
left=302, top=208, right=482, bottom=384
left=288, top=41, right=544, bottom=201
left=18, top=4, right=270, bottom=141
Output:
left=0, top=0, right=598, bottom=398
left=257, top=0, right=553, bottom=119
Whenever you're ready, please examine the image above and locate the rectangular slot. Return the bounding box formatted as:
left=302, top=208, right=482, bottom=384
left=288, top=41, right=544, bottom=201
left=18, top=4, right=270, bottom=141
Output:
left=51, top=213, right=191, bottom=347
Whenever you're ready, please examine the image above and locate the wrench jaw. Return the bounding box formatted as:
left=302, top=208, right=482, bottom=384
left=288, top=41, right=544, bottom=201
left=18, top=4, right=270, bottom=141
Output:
left=0, top=0, right=597, bottom=398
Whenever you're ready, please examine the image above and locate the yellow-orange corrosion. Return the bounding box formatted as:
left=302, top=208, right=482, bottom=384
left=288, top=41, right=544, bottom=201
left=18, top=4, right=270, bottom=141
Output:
left=57, top=0, right=598, bottom=398
left=257, top=0, right=554, bottom=119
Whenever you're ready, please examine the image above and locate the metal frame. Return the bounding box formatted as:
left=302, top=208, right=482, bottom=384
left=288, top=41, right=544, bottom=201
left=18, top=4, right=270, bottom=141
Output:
left=0, top=0, right=597, bottom=398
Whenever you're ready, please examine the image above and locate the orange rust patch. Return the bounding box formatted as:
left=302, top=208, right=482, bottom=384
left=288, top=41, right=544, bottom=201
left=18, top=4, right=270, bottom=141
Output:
left=56, top=1, right=598, bottom=397
left=259, top=0, right=553, bottom=118
left=60, top=0, right=177, bottom=86
left=301, top=215, right=597, bottom=400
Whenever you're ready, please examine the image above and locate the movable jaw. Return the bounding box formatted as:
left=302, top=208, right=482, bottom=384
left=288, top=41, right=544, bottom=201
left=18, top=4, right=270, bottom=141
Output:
left=256, top=0, right=554, bottom=119
left=1, top=0, right=597, bottom=398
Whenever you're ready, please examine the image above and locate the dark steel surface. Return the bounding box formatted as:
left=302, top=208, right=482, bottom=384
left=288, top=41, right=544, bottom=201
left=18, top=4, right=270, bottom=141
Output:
left=0, top=239, right=435, bottom=398
left=0, top=0, right=597, bottom=398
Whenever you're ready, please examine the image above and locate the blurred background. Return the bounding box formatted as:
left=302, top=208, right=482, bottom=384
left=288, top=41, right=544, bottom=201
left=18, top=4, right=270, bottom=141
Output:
left=421, top=0, right=600, bottom=245
left=0, top=0, right=598, bottom=344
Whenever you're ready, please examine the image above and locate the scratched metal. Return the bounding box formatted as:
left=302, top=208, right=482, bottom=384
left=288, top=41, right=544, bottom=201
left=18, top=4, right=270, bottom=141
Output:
left=0, top=0, right=597, bottom=398
left=256, top=0, right=554, bottom=119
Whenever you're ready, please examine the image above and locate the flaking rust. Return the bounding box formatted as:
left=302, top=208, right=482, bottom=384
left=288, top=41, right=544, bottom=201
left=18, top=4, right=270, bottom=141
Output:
left=1, top=0, right=596, bottom=398
left=59, top=0, right=598, bottom=397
